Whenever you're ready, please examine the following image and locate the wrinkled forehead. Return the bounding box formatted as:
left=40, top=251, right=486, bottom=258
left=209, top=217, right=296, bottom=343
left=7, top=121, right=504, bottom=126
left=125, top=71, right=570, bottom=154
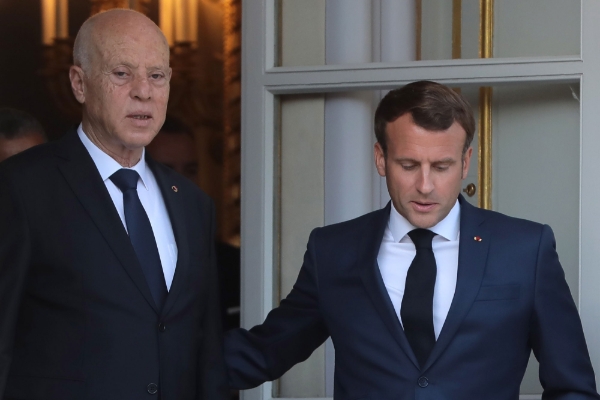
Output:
left=90, top=21, right=169, bottom=67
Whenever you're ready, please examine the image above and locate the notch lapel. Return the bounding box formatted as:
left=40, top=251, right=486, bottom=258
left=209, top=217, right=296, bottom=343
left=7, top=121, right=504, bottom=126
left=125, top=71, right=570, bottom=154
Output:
left=55, top=131, right=160, bottom=314
left=358, top=203, right=420, bottom=369
left=147, top=157, right=191, bottom=317
left=423, top=197, right=490, bottom=370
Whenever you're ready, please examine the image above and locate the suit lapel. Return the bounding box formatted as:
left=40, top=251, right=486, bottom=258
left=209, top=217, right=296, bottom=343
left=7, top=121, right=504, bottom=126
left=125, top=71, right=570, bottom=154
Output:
left=147, top=157, right=191, bottom=317
left=423, top=196, right=490, bottom=370
left=54, top=131, right=160, bottom=314
left=358, top=203, right=420, bottom=369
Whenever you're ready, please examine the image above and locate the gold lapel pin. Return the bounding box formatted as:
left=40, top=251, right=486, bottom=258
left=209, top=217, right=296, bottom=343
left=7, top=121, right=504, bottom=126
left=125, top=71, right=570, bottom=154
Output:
left=172, top=185, right=178, bottom=193
left=474, top=236, right=482, bottom=242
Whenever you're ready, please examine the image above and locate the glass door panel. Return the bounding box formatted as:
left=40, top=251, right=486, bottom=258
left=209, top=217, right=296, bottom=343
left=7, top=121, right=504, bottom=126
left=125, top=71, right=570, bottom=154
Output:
left=275, top=82, right=580, bottom=397
left=492, top=82, right=581, bottom=394
left=420, top=0, right=581, bottom=60
left=494, top=0, right=580, bottom=58
left=276, top=1, right=581, bottom=68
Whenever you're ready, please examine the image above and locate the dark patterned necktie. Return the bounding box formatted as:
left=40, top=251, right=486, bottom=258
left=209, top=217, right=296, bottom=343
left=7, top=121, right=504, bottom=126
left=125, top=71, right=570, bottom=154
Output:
left=401, top=228, right=437, bottom=368
left=110, top=169, right=168, bottom=310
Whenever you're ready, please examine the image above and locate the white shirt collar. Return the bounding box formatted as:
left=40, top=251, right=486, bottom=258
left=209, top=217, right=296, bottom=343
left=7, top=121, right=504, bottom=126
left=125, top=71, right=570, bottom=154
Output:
left=77, top=124, right=149, bottom=190
left=389, top=199, right=461, bottom=242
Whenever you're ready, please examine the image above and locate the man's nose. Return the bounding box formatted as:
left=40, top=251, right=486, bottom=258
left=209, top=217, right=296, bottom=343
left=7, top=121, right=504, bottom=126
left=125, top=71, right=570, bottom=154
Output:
left=416, top=169, right=434, bottom=194
left=130, top=74, right=151, bottom=100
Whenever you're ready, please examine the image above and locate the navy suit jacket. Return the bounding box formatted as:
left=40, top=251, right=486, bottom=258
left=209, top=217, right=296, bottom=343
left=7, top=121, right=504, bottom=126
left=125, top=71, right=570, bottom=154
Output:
left=0, top=131, right=227, bottom=400
left=225, top=197, right=599, bottom=399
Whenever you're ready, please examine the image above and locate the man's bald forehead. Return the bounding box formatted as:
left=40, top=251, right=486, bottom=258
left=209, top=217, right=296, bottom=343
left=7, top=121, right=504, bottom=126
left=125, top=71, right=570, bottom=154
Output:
left=73, top=9, right=169, bottom=71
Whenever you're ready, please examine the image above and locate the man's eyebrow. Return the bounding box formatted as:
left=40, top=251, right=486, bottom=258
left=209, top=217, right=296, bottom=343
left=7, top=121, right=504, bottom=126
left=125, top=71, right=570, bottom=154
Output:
left=103, top=62, right=135, bottom=71
left=394, top=157, right=419, bottom=163
left=432, top=158, right=457, bottom=164
left=147, top=65, right=168, bottom=71
left=108, top=62, right=167, bottom=70
left=392, top=157, right=458, bottom=165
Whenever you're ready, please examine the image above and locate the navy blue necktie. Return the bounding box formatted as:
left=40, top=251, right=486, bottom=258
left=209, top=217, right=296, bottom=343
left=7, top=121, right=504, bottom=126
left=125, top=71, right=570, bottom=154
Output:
left=401, top=228, right=437, bottom=368
left=110, top=169, right=168, bottom=310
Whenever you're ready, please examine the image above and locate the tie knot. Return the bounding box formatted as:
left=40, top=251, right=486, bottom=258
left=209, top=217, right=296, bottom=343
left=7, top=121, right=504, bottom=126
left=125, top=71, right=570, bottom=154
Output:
left=110, top=169, right=140, bottom=192
left=408, top=228, right=436, bottom=249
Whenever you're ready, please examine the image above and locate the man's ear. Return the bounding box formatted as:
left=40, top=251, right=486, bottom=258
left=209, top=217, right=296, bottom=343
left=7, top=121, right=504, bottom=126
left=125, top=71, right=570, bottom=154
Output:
left=374, top=142, right=386, bottom=177
left=461, top=146, right=473, bottom=179
left=69, top=65, right=86, bottom=104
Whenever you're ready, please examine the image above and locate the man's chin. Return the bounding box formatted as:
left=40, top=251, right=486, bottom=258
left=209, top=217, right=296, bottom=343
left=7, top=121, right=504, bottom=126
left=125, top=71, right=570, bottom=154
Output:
left=411, top=221, right=437, bottom=229
left=406, top=212, right=439, bottom=229
left=123, top=131, right=159, bottom=149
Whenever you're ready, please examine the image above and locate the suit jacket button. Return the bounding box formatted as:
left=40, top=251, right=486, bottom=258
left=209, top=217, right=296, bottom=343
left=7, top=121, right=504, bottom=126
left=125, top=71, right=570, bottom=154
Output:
left=418, top=376, right=429, bottom=388
left=158, top=322, right=166, bottom=332
left=147, top=383, right=159, bottom=394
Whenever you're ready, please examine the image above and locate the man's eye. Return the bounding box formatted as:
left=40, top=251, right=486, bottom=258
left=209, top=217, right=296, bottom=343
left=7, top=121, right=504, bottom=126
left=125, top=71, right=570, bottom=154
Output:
left=114, top=71, right=128, bottom=78
left=434, top=165, right=450, bottom=171
left=401, top=164, right=416, bottom=171
left=150, top=73, right=164, bottom=80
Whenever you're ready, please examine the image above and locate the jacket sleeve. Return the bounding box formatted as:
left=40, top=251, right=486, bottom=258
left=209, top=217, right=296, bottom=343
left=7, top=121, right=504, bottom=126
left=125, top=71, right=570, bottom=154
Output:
left=531, top=225, right=600, bottom=399
left=224, top=228, right=329, bottom=389
left=0, top=167, right=32, bottom=397
left=197, top=200, right=229, bottom=400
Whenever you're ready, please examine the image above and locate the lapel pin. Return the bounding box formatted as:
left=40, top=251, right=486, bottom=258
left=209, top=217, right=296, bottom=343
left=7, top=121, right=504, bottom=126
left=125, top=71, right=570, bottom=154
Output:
left=474, top=236, right=482, bottom=242
left=172, top=185, right=178, bottom=193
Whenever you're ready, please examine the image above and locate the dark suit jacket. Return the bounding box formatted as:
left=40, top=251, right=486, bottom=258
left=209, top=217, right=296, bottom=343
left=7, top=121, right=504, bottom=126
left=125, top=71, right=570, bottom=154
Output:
left=225, top=197, right=599, bottom=399
left=0, top=131, right=227, bottom=400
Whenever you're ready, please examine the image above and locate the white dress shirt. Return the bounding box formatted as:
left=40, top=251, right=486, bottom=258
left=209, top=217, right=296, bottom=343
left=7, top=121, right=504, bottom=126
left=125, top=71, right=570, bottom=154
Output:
left=77, top=125, right=178, bottom=290
left=377, top=201, right=460, bottom=339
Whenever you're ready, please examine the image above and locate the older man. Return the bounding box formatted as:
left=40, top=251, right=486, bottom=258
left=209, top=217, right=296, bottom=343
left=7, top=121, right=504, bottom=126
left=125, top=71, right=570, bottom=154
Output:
left=0, top=9, right=226, bottom=400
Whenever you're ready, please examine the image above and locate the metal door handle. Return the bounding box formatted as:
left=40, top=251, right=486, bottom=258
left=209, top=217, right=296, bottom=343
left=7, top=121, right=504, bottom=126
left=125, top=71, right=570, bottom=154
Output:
left=463, top=183, right=476, bottom=197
